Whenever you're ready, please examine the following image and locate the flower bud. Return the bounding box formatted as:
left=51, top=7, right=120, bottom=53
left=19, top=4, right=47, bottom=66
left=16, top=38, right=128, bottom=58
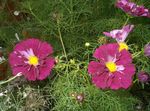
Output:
left=144, top=43, right=150, bottom=57
left=138, top=71, right=150, bottom=83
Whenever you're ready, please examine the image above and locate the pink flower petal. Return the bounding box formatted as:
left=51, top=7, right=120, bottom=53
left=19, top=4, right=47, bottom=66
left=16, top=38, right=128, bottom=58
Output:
left=110, top=72, right=122, bottom=89
left=103, top=32, right=112, bottom=37
left=116, top=49, right=132, bottom=65
left=38, top=57, right=55, bottom=80
left=9, top=52, right=25, bottom=66
left=37, top=41, right=53, bottom=59
left=24, top=67, right=37, bottom=81
left=92, top=72, right=109, bottom=89
left=93, top=43, right=119, bottom=61
left=123, top=64, right=135, bottom=77
left=121, top=77, right=132, bottom=89
left=88, top=61, right=105, bottom=76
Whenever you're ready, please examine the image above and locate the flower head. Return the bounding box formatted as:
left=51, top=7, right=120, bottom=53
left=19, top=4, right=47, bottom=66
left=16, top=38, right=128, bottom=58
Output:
left=103, top=25, right=134, bottom=43
left=88, top=43, right=135, bottom=89
left=144, top=43, right=150, bottom=57
left=116, top=0, right=150, bottom=18
left=9, top=38, right=55, bottom=81
left=138, top=71, right=150, bottom=83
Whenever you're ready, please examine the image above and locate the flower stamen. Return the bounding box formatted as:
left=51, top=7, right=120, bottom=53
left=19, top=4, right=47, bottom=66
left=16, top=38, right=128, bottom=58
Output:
left=28, top=56, right=39, bottom=66
left=119, top=42, right=128, bottom=52
left=106, top=62, right=117, bottom=73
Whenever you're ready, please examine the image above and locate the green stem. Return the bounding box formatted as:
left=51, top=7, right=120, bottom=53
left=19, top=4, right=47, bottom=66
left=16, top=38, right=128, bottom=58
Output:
left=29, top=3, right=48, bottom=30
left=87, top=48, right=90, bottom=62
left=57, top=19, right=68, bottom=63
left=132, top=51, right=142, bottom=58
left=0, top=73, right=22, bottom=85
left=123, top=17, right=130, bottom=26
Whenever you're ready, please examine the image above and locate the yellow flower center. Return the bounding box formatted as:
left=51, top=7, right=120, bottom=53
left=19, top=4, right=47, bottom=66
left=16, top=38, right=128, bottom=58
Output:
left=106, top=62, right=117, bottom=73
left=119, top=42, right=128, bottom=52
left=28, top=56, right=39, bottom=66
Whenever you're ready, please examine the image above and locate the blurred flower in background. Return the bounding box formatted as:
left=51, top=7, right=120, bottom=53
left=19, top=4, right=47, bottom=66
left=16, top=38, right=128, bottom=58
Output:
left=103, top=25, right=134, bottom=52
left=116, top=0, right=150, bottom=18
left=103, top=25, right=134, bottom=43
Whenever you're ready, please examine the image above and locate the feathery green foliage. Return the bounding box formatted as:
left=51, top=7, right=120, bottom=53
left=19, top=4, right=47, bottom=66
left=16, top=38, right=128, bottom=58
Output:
left=0, top=0, right=150, bottom=110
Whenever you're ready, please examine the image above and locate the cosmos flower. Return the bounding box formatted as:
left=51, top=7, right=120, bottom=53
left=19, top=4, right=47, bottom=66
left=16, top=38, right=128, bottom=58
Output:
left=138, top=71, right=150, bottom=83
left=88, top=43, right=135, bottom=89
left=103, top=25, right=134, bottom=43
left=116, top=0, right=150, bottom=18
left=9, top=38, right=55, bottom=81
left=144, top=43, right=150, bottom=57
left=103, top=25, right=134, bottom=51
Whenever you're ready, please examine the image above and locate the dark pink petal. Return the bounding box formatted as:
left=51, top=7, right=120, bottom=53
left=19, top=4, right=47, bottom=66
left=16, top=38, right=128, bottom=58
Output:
left=38, top=57, right=55, bottom=80
left=9, top=52, right=25, bottom=66
left=116, top=50, right=132, bottom=65
left=121, top=76, right=132, bottom=89
left=106, top=75, right=114, bottom=87
left=92, top=72, right=109, bottom=89
left=12, top=66, right=28, bottom=76
left=110, top=72, right=122, bottom=89
left=106, top=43, right=119, bottom=58
left=37, top=41, right=53, bottom=59
left=93, top=43, right=119, bottom=61
left=88, top=61, right=105, bottom=76
left=123, top=64, right=135, bottom=77
left=116, top=71, right=132, bottom=89
left=15, top=38, right=40, bottom=52
left=24, top=67, right=37, bottom=81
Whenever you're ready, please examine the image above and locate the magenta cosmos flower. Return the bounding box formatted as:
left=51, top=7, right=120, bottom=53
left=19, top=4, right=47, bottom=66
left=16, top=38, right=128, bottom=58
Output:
left=88, top=43, right=135, bottom=89
left=116, top=0, right=150, bottom=17
left=9, top=38, right=55, bottom=81
left=103, top=25, right=134, bottom=51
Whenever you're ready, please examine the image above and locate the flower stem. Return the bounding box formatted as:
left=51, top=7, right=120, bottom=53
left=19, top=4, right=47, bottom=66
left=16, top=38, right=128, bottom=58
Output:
left=132, top=50, right=142, bottom=58
left=57, top=19, right=68, bottom=63
left=123, top=16, right=130, bottom=26
left=0, top=73, right=22, bottom=85
left=29, top=3, right=48, bottom=30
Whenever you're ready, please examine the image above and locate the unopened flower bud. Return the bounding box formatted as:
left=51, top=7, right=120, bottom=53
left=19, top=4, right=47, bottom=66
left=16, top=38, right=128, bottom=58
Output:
left=138, top=71, right=150, bottom=83
left=76, top=93, right=84, bottom=102
left=85, top=42, right=90, bottom=47
left=144, top=43, right=150, bottom=57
